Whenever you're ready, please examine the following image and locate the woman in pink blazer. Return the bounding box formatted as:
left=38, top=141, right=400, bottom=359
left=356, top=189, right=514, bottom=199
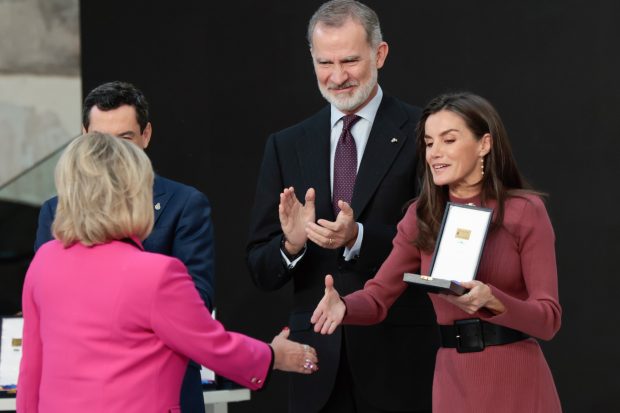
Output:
left=17, top=132, right=318, bottom=413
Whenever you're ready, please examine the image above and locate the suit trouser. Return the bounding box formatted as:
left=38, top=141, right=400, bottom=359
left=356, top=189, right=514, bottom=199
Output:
left=181, top=363, right=206, bottom=413
left=320, top=335, right=431, bottom=413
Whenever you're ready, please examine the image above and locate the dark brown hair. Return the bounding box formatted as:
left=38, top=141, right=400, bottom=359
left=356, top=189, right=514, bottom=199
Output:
left=414, top=92, right=535, bottom=252
left=83, top=81, right=150, bottom=133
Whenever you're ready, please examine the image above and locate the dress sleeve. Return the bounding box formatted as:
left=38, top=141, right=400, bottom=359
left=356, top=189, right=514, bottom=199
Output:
left=480, top=196, right=562, bottom=340
left=16, top=263, right=43, bottom=412
left=150, top=259, right=273, bottom=390
left=343, top=203, right=422, bottom=325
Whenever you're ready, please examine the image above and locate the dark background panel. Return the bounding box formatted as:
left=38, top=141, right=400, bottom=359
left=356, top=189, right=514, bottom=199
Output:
left=77, top=1, right=619, bottom=411
left=0, top=201, right=39, bottom=315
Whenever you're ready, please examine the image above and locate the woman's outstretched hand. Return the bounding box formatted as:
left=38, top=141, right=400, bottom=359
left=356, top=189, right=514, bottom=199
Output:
left=310, top=275, right=346, bottom=334
left=270, top=328, right=318, bottom=374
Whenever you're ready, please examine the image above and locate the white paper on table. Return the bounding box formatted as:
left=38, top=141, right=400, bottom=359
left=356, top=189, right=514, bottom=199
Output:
left=0, top=317, right=24, bottom=386
left=200, top=309, right=216, bottom=383
left=200, top=365, right=216, bottom=383
left=430, top=205, right=492, bottom=282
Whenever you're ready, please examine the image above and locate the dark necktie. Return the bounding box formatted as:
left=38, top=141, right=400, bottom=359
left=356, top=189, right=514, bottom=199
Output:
left=333, top=114, right=361, bottom=216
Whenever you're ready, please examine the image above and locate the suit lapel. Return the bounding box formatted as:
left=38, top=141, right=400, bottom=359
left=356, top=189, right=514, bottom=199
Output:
left=152, top=175, right=173, bottom=226
left=351, top=96, right=410, bottom=219
left=298, top=107, right=334, bottom=220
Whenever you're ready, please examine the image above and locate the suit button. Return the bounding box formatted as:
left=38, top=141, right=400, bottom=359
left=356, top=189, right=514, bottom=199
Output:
left=257, top=379, right=263, bottom=384
left=251, top=377, right=258, bottom=384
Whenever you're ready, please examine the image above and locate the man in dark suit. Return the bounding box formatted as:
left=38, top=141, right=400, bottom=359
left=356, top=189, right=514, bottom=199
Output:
left=34, top=81, right=214, bottom=413
left=247, top=1, right=438, bottom=412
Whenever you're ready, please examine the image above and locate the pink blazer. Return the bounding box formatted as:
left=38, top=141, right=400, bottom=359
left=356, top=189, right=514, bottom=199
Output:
left=17, top=240, right=272, bottom=413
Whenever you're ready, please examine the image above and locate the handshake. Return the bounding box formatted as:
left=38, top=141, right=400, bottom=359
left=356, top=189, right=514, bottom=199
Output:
left=270, top=273, right=347, bottom=375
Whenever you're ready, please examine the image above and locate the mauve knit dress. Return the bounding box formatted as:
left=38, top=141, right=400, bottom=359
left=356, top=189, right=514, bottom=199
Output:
left=342, top=193, right=562, bottom=412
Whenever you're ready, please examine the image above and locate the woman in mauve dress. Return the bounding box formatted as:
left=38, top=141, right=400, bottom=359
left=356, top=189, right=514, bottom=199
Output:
left=311, top=92, right=562, bottom=413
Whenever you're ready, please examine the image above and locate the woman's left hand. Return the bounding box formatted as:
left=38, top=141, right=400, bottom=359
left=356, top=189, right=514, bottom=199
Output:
left=440, top=280, right=504, bottom=315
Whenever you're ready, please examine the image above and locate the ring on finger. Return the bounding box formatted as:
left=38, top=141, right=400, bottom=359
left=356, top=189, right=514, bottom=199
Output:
left=302, top=344, right=309, bottom=352
left=328, top=238, right=333, bottom=246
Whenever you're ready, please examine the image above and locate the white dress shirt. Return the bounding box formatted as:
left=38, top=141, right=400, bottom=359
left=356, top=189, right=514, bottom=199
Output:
left=282, top=86, right=384, bottom=267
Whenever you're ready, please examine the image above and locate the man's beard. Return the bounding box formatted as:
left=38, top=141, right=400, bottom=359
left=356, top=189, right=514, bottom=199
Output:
left=318, top=65, right=378, bottom=113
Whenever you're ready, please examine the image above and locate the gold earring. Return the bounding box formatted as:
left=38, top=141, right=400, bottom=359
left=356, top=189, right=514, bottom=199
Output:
left=480, top=157, right=485, bottom=176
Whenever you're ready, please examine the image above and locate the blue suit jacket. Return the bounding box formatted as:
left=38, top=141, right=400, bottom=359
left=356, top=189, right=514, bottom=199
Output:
left=34, top=175, right=215, bottom=311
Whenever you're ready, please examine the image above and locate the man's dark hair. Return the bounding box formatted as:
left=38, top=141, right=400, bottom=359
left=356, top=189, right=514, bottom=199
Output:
left=82, top=81, right=150, bottom=133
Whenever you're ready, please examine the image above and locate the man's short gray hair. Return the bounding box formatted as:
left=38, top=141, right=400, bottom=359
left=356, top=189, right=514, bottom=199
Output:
left=307, top=0, right=383, bottom=49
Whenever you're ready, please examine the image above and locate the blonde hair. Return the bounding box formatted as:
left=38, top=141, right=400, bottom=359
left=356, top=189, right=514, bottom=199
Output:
left=52, top=132, right=154, bottom=247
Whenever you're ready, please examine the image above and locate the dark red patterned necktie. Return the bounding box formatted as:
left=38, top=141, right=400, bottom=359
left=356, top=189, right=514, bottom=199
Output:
left=333, top=114, right=361, bottom=216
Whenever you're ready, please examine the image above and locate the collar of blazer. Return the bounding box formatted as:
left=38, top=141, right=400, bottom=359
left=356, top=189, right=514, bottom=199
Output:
left=298, top=95, right=412, bottom=220
left=121, top=235, right=145, bottom=251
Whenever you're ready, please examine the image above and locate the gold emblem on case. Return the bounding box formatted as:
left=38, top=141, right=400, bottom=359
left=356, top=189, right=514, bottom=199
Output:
left=455, top=228, right=471, bottom=240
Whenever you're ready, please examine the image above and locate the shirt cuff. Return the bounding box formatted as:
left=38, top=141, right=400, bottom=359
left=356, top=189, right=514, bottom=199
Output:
left=280, top=245, right=306, bottom=269
left=343, top=223, right=363, bottom=261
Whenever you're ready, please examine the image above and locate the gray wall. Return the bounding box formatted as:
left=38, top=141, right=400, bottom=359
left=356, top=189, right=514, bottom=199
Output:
left=0, top=0, right=80, bottom=201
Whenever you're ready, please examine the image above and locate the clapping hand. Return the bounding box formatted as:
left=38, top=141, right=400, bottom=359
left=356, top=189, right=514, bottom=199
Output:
left=306, top=200, right=358, bottom=249
left=279, top=187, right=316, bottom=255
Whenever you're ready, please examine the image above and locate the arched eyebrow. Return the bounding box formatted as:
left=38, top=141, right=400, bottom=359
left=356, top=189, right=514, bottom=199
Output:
left=424, top=129, right=460, bottom=140
left=438, top=128, right=460, bottom=137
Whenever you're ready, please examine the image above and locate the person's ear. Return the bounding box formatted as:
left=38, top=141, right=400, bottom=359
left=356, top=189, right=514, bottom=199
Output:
left=479, top=133, right=492, bottom=157
left=375, top=41, right=389, bottom=69
left=81, top=125, right=87, bottom=134
left=141, top=122, right=153, bottom=149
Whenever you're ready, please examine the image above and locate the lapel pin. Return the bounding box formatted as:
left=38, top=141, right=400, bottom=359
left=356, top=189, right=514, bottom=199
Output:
left=390, top=138, right=398, bottom=143
left=154, top=202, right=161, bottom=211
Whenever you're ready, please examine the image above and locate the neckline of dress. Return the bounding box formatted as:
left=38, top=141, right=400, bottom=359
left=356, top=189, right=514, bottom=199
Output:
left=448, top=192, right=482, bottom=206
